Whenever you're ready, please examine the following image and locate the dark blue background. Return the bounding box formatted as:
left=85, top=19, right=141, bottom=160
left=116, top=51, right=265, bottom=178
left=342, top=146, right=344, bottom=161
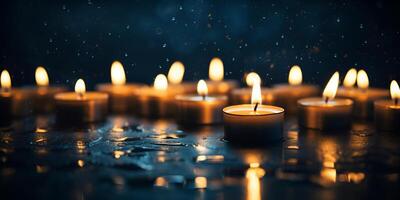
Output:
left=1, top=0, right=399, bottom=89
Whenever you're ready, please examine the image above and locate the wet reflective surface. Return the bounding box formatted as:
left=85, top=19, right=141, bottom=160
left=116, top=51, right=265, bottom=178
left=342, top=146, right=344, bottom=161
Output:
left=1, top=116, right=400, bottom=199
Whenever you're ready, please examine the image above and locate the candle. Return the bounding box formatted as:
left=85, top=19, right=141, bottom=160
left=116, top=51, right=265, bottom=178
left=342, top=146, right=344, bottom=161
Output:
left=176, top=80, right=227, bottom=125
left=96, top=61, right=144, bottom=114
left=338, top=69, right=389, bottom=119
left=272, top=65, right=319, bottom=115
left=0, top=70, right=13, bottom=127
left=167, top=61, right=197, bottom=94
left=337, top=68, right=358, bottom=98
left=229, top=72, right=275, bottom=105
left=205, top=57, right=238, bottom=95
left=223, top=82, right=284, bottom=145
left=298, top=72, right=354, bottom=130
left=55, top=79, right=109, bottom=124
left=374, top=80, right=400, bottom=131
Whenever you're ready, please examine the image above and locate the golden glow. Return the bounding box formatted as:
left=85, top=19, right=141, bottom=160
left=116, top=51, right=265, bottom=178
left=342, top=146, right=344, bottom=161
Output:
left=77, top=160, right=85, bottom=168
left=251, top=82, right=262, bottom=105
left=153, top=74, right=168, bottom=91
left=390, top=80, right=400, bottom=101
left=246, top=72, right=261, bottom=87
left=288, top=65, right=302, bottom=85
left=197, top=79, right=208, bottom=96
left=356, top=69, right=369, bottom=89
left=343, top=68, right=357, bottom=87
left=246, top=163, right=265, bottom=200
left=322, top=72, right=339, bottom=102
left=167, top=61, right=185, bottom=84
left=208, top=57, right=224, bottom=81
left=74, top=79, right=86, bottom=94
left=1, top=70, right=11, bottom=90
left=320, top=168, right=336, bottom=183
left=111, top=61, right=126, bottom=86
left=154, top=177, right=168, bottom=187
left=194, top=177, right=207, bottom=189
left=35, top=66, right=49, bottom=86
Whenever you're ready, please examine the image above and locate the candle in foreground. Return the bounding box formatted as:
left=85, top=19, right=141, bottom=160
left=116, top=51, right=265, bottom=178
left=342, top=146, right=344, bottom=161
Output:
left=272, top=65, right=319, bottom=115
left=223, top=82, right=284, bottom=145
left=97, top=61, right=144, bottom=113
left=298, top=72, right=353, bottom=130
left=167, top=61, right=197, bottom=94
left=229, top=72, right=275, bottom=105
left=0, top=70, right=13, bottom=127
left=31, top=66, right=67, bottom=113
left=374, top=80, right=400, bottom=131
left=55, top=79, right=108, bottom=124
left=176, top=80, right=228, bottom=125
left=206, top=57, right=238, bottom=95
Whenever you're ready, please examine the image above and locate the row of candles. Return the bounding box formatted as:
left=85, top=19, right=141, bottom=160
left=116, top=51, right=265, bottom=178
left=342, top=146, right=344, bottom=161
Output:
left=1, top=58, right=399, bottom=144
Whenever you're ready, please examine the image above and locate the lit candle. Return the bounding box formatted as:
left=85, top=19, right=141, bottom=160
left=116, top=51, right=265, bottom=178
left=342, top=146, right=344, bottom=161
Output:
left=338, top=69, right=388, bottom=119
left=229, top=72, right=275, bottom=105
left=298, top=72, right=354, bottom=130
left=55, top=79, right=109, bottom=124
left=176, top=80, right=228, bottom=125
left=337, top=68, right=358, bottom=97
left=96, top=61, right=144, bottom=113
left=31, top=66, right=67, bottom=113
left=0, top=70, right=13, bottom=127
left=167, top=61, right=197, bottom=94
left=272, top=65, right=319, bottom=115
left=374, top=80, right=400, bottom=131
left=206, top=57, right=238, bottom=95
left=223, top=82, right=285, bottom=145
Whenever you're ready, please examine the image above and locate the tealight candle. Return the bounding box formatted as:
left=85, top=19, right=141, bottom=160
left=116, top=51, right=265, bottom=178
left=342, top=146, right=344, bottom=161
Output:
left=340, top=70, right=389, bottom=119
left=298, top=72, right=354, bottom=130
left=167, top=61, right=197, bottom=94
left=205, top=57, right=238, bottom=95
left=96, top=61, right=144, bottom=113
left=223, top=82, right=284, bottom=145
left=229, top=72, right=275, bottom=105
left=374, top=80, right=400, bottom=131
left=176, top=80, right=228, bottom=125
left=272, top=65, right=319, bottom=115
left=337, top=68, right=358, bottom=98
left=0, top=70, right=13, bottom=127
left=55, top=79, right=108, bottom=124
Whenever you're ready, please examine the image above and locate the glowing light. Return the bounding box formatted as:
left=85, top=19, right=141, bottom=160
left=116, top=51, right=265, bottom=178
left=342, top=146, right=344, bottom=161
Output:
left=167, top=61, right=185, bottom=84
left=197, top=80, right=208, bottom=97
left=1, top=70, right=11, bottom=90
left=246, top=163, right=265, bottom=200
left=390, top=80, right=400, bottom=103
left=194, top=177, right=207, bottom=189
left=35, top=66, right=49, bottom=86
left=154, top=74, right=168, bottom=91
left=111, top=61, right=126, bottom=86
left=74, top=79, right=86, bottom=95
left=343, top=68, right=357, bottom=87
left=356, top=69, right=369, bottom=89
left=320, top=168, right=336, bottom=183
left=77, top=160, right=85, bottom=168
left=288, top=65, right=302, bottom=85
left=251, top=82, right=262, bottom=105
left=246, top=72, right=261, bottom=87
left=208, top=57, right=224, bottom=81
left=322, top=72, right=339, bottom=102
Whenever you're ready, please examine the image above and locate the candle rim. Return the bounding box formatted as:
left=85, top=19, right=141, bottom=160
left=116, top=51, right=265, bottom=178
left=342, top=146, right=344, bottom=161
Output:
left=298, top=97, right=353, bottom=107
left=223, top=104, right=284, bottom=116
left=175, top=94, right=227, bottom=102
left=55, top=92, right=108, bottom=101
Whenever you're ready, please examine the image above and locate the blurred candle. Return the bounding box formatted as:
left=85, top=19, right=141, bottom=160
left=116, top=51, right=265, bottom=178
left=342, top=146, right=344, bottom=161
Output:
left=176, top=80, right=228, bottom=125
left=206, top=57, right=238, bottom=95
left=374, top=80, right=400, bottom=131
left=97, top=61, right=144, bottom=113
left=223, top=82, right=284, bottom=145
left=337, top=68, right=358, bottom=97
left=298, top=72, right=353, bottom=130
left=229, top=72, right=275, bottom=105
left=272, top=65, right=319, bottom=115
left=0, top=70, right=13, bottom=127
left=167, top=61, right=196, bottom=94
left=55, top=79, right=108, bottom=125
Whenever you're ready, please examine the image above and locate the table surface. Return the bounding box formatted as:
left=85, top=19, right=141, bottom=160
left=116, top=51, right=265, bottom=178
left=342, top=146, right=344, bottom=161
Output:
left=1, top=115, right=400, bottom=200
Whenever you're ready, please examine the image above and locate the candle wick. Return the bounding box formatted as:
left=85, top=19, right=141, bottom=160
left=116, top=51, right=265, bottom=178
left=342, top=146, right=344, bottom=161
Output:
left=324, top=97, right=329, bottom=104
left=78, top=92, right=84, bottom=100
left=395, top=98, right=399, bottom=106
left=202, top=94, right=206, bottom=101
left=254, top=103, right=259, bottom=112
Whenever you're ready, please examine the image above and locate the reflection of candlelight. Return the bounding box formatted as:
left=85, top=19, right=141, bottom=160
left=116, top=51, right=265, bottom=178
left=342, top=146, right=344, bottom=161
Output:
left=246, top=163, right=265, bottom=200
left=319, top=138, right=338, bottom=183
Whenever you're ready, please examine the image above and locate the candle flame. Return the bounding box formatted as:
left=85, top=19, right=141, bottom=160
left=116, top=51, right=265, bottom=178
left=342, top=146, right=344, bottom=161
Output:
left=1, top=70, right=11, bottom=90
left=288, top=65, right=302, bottom=85
left=197, top=79, right=208, bottom=96
left=246, top=72, right=261, bottom=87
left=208, top=57, right=224, bottom=81
left=154, top=74, right=168, bottom=91
left=251, top=82, right=262, bottom=105
left=390, top=80, right=400, bottom=103
left=167, top=61, right=185, bottom=84
left=111, top=61, right=126, bottom=85
left=35, top=66, right=49, bottom=86
left=356, top=69, right=369, bottom=89
left=343, top=68, right=357, bottom=87
left=322, top=72, right=339, bottom=102
left=75, top=79, right=86, bottom=94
